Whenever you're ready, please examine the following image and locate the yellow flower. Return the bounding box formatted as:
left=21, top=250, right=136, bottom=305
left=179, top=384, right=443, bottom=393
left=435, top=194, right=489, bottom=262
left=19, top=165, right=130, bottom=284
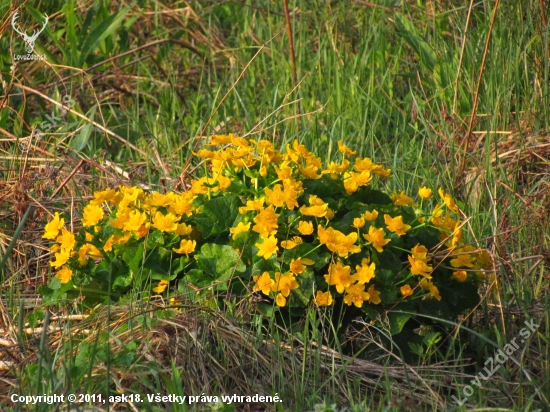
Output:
left=230, top=135, right=249, bottom=147
left=110, top=208, right=130, bottom=230
left=134, top=223, right=150, bottom=238
left=323, top=160, right=350, bottom=175
left=253, top=272, right=275, bottom=295
left=255, top=235, right=279, bottom=259
left=271, top=272, right=299, bottom=297
left=265, top=184, right=286, bottom=208
left=343, top=171, right=372, bottom=194
left=453, top=270, right=468, bottom=282
left=175, top=223, right=194, bottom=236
left=384, top=214, right=411, bottom=236
left=55, top=266, right=73, bottom=284
left=337, top=140, right=357, bottom=156
left=168, top=192, right=195, bottom=217
left=367, top=284, right=382, bottom=304
left=173, top=239, right=197, bottom=254
left=215, top=175, right=232, bottom=191
left=418, top=186, right=433, bottom=200
left=190, top=177, right=210, bottom=195
left=276, top=293, right=287, bottom=307
left=419, top=278, right=441, bottom=300
left=408, top=255, right=433, bottom=279
left=411, top=244, right=429, bottom=261
left=448, top=222, right=462, bottom=247
left=299, top=164, right=322, bottom=179
left=391, top=190, right=414, bottom=206
left=56, top=229, right=75, bottom=251
left=264, top=181, right=300, bottom=210
left=352, top=217, right=365, bottom=229
left=123, top=210, right=148, bottom=232
left=43, top=212, right=65, bottom=239
left=195, top=149, right=216, bottom=159
left=274, top=162, right=294, bottom=180
left=90, top=189, right=117, bottom=206
left=344, top=283, right=370, bottom=308
left=372, top=167, right=392, bottom=178
left=152, top=211, right=179, bottom=232
left=450, top=246, right=476, bottom=268
left=323, top=261, right=353, bottom=294
left=252, top=206, right=279, bottom=238
left=50, top=249, right=70, bottom=269
left=280, top=236, right=302, bottom=249
left=438, top=188, right=459, bottom=212
left=363, top=209, right=378, bottom=221
left=239, top=198, right=265, bottom=215
left=433, top=212, right=460, bottom=245
left=318, top=226, right=360, bottom=257
left=308, top=195, right=325, bottom=206
left=208, top=133, right=233, bottom=145
left=85, top=232, right=94, bottom=241
left=300, top=204, right=328, bottom=218
left=475, top=251, right=492, bottom=269
left=152, top=280, right=169, bottom=294
left=148, top=192, right=176, bottom=208
left=363, top=226, right=390, bottom=253
left=118, top=186, right=145, bottom=208
left=314, top=290, right=334, bottom=306
left=289, top=257, right=313, bottom=275
left=230, top=222, right=251, bottom=236
left=353, top=157, right=377, bottom=172
left=103, top=232, right=131, bottom=252
left=82, top=204, right=104, bottom=227
left=77, top=244, right=102, bottom=265
left=282, top=179, right=302, bottom=209
left=351, top=258, right=376, bottom=284
left=400, top=284, right=413, bottom=297
left=297, top=220, right=314, bottom=235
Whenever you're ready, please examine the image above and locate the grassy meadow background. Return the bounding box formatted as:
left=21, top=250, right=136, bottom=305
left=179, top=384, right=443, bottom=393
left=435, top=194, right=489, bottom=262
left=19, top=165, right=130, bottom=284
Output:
left=0, top=0, right=549, bottom=410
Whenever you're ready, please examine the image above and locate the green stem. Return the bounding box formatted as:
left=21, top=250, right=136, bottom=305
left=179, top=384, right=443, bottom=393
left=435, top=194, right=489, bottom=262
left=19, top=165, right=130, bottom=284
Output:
left=301, top=243, right=323, bottom=258
left=0, top=205, right=33, bottom=277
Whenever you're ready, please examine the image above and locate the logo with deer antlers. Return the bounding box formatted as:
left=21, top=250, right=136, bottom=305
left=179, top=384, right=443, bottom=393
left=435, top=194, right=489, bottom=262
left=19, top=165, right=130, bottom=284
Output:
left=11, top=11, right=48, bottom=54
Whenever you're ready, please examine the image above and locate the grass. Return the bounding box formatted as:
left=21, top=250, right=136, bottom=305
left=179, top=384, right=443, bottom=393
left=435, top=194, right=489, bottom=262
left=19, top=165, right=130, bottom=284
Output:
left=0, top=0, right=549, bottom=410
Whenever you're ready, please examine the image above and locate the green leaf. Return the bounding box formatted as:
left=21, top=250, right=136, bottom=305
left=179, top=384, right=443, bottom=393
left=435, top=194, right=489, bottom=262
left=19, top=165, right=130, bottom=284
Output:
left=71, top=121, right=93, bottom=151
left=196, top=243, right=246, bottom=282
left=289, top=268, right=314, bottom=307
left=302, top=175, right=341, bottom=198
left=408, top=342, right=424, bottom=356
left=112, top=272, right=132, bottom=289
left=231, top=232, right=258, bottom=265
left=257, top=302, right=277, bottom=317
left=347, top=187, right=392, bottom=206
left=251, top=255, right=280, bottom=276
left=80, top=7, right=130, bottom=65
left=123, top=242, right=144, bottom=277
left=395, top=13, right=437, bottom=71
left=193, top=194, right=241, bottom=238
left=184, top=269, right=211, bottom=288
left=26, top=308, right=46, bottom=329
left=143, top=246, right=173, bottom=277
left=388, top=311, right=413, bottom=335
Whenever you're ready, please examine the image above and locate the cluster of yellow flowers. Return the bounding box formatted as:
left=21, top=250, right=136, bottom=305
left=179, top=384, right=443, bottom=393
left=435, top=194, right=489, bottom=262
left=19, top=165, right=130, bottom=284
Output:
left=43, top=186, right=198, bottom=291
left=43, top=133, right=491, bottom=312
